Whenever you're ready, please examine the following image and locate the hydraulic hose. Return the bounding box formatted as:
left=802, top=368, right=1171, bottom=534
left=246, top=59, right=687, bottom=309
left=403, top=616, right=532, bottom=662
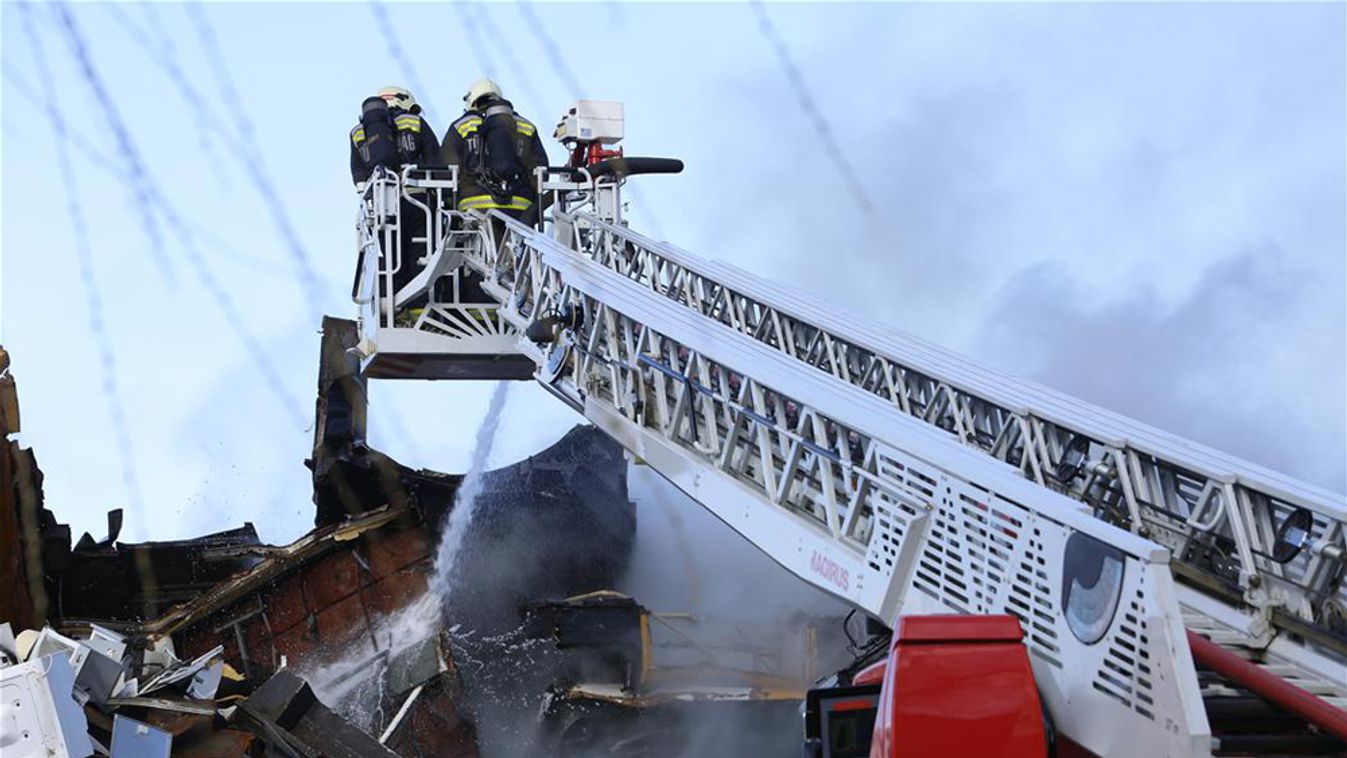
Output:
left=585, top=157, right=684, bottom=179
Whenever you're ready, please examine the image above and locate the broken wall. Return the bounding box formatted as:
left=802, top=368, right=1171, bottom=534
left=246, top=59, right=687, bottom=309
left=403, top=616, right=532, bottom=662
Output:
left=2, top=346, right=52, bottom=629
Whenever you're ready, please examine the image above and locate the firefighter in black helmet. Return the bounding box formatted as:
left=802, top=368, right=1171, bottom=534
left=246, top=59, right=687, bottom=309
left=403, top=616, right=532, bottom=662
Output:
left=441, top=79, right=549, bottom=220
left=350, top=86, right=442, bottom=307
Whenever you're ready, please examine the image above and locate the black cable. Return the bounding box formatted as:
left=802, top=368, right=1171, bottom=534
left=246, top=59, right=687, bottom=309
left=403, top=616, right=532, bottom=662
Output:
left=452, top=1, right=500, bottom=84
left=183, top=2, right=248, bottom=143
left=5, top=63, right=295, bottom=282
left=52, top=2, right=178, bottom=285
left=19, top=1, right=145, bottom=515
left=473, top=4, right=548, bottom=117
left=9, top=22, right=308, bottom=429
left=182, top=1, right=326, bottom=316
left=102, top=3, right=234, bottom=190
left=0, top=61, right=121, bottom=176
left=749, top=0, right=874, bottom=215
left=138, top=1, right=178, bottom=60
left=514, top=1, right=668, bottom=239
left=368, top=1, right=439, bottom=121
left=189, top=2, right=424, bottom=458
left=24, top=5, right=416, bottom=466
left=100, top=5, right=320, bottom=296
left=151, top=198, right=309, bottom=429
left=516, top=1, right=584, bottom=100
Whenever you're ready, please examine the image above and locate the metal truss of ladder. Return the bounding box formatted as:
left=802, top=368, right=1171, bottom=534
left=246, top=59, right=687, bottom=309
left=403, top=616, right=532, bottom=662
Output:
left=441, top=209, right=1221, bottom=757
left=554, top=211, right=1347, bottom=659
left=1184, top=602, right=1346, bottom=710
left=351, top=170, right=1345, bottom=754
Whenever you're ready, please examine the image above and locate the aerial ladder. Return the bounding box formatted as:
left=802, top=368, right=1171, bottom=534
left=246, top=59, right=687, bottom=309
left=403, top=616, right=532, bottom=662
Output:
left=350, top=101, right=1347, bottom=757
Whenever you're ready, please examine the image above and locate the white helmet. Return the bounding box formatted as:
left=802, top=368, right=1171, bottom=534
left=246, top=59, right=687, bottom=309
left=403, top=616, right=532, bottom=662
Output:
left=376, top=85, right=419, bottom=113
left=463, top=78, right=502, bottom=109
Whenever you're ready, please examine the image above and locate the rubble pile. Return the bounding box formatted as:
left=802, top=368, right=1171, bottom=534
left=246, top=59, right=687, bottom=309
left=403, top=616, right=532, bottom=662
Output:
left=3, top=322, right=850, bottom=756
left=0, top=337, right=640, bottom=756
left=0, top=617, right=463, bottom=756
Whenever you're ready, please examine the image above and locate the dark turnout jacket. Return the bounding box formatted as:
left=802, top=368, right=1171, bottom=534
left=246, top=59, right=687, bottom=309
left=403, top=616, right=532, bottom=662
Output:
left=349, top=99, right=441, bottom=185
left=440, top=97, right=549, bottom=213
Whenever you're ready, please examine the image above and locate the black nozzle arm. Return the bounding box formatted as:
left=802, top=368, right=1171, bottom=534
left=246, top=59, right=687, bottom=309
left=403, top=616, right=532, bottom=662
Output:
left=585, top=157, right=684, bottom=179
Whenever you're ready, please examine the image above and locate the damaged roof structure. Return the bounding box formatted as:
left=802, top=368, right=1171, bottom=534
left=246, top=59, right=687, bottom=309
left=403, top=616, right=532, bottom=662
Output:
left=2, top=320, right=847, bottom=756
left=0, top=322, right=642, bottom=756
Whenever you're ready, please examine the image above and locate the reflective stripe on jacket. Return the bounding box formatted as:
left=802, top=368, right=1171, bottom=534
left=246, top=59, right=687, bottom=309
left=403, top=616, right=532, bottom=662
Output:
left=452, top=115, right=537, bottom=139
left=441, top=100, right=549, bottom=210
left=458, top=194, right=533, bottom=212
left=349, top=111, right=442, bottom=185
left=350, top=114, right=423, bottom=147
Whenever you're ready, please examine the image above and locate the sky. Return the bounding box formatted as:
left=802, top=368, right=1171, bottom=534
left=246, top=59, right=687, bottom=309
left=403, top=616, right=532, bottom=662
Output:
left=1, top=1, right=1344, bottom=548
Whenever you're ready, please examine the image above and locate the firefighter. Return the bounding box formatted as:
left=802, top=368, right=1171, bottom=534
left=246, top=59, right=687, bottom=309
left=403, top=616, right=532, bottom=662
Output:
left=442, top=79, right=550, bottom=227
left=349, top=86, right=442, bottom=308
left=349, top=85, right=440, bottom=185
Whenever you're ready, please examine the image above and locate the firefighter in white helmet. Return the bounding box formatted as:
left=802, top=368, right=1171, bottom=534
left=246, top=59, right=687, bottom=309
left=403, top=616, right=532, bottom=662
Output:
left=349, top=86, right=441, bottom=185
left=441, top=78, right=550, bottom=221
left=349, top=86, right=443, bottom=304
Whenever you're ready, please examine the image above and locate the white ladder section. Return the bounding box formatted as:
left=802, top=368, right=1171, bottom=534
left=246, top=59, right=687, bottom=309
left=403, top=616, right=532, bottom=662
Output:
left=446, top=210, right=1213, bottom=757
left=550, top=209, right=1347, bottom=749
left=561, top=211, right=1346, bottom=638
left=353, top=172, right=1346, bottom=757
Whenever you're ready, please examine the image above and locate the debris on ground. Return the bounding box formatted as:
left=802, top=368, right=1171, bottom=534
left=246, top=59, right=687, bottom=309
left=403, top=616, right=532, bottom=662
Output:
left=0, top=335, right=640, bottom=756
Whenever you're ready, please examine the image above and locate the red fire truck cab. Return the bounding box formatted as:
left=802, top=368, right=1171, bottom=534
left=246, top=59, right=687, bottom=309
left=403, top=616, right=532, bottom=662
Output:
left=804, top=614, right=1049, bottom=758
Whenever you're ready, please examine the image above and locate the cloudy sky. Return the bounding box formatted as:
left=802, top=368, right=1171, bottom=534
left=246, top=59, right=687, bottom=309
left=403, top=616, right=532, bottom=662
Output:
left=1, top=1, right=1343, bottom=547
